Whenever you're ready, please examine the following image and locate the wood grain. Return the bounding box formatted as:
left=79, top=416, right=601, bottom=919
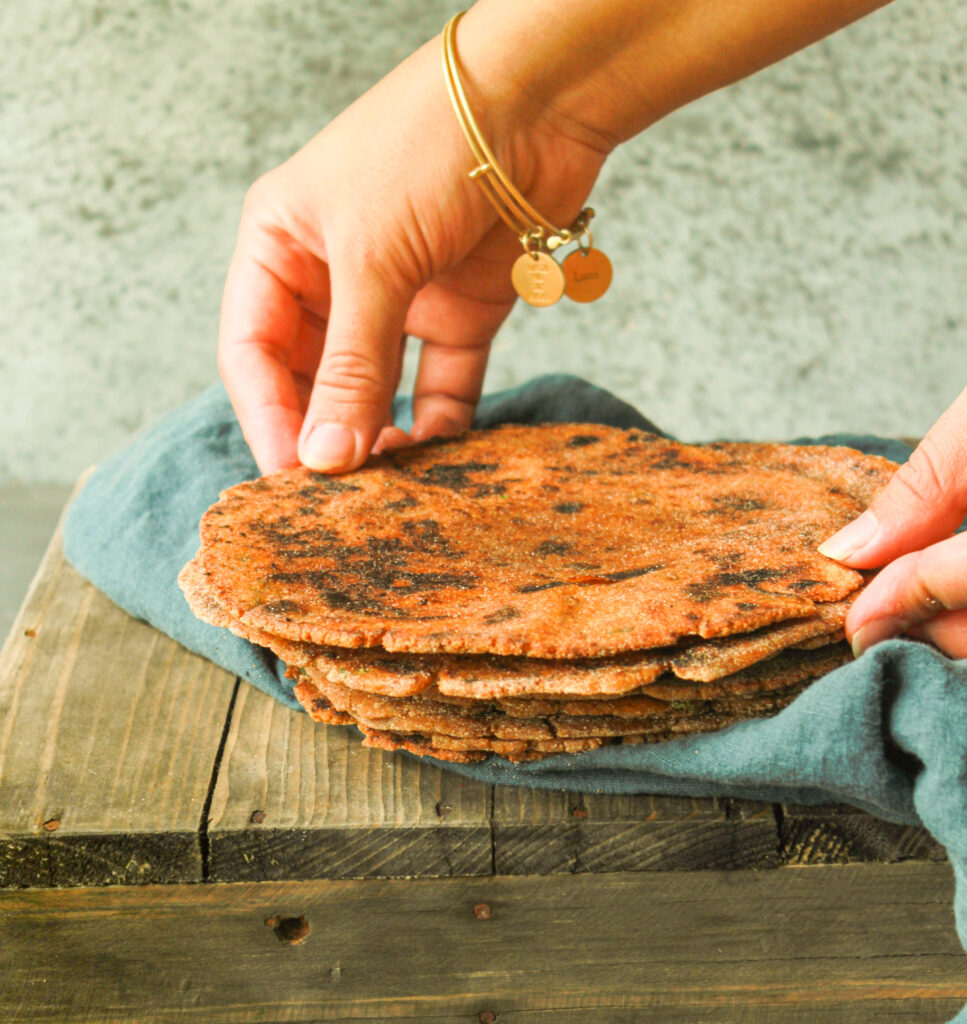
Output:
left=492, top=786, right=778, bottom=873
left=206, top=680, right=493, bottom=881
left=0, top=529, right=236, bottom=885
left=780, top=801, right=946, bottom=865
left=1, top=864, right=963, bottom=1022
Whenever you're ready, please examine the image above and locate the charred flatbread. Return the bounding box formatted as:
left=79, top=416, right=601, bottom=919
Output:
left=191, top=425, right=894, bottom=658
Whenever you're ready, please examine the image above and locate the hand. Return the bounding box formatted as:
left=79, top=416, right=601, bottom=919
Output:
left=219, top=0, right=891, bottom=476
left=818, top=387, right=967, bottom=659
left=217, top=12, right=609, bottom=475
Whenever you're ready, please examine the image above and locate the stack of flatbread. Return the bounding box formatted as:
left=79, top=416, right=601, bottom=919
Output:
left=180, top=424, right=896, bottom=763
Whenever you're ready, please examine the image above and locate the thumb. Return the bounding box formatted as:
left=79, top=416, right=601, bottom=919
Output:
left=846, top=531, right=967, bottom=657
left=818, top=386, right=967, bottom=568
left=298, top=264, right=411, bottom=473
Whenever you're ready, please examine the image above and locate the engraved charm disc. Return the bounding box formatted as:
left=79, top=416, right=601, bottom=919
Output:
left=562, top=247, right=613, bottom=303
left=511, top=252, right=565, bottom=307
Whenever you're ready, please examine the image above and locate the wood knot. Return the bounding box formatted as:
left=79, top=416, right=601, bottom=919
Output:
left=42, top=818, right=61, bottom=832
left=479, top=1012, right=497, bottom=1023
left=265, top=915, right=311, bottom=945
left=473, top=903, right=491, bottom=920
left=250, top=809, right=266, bottom=824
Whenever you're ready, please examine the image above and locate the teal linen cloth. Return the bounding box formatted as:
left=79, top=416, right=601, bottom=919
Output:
left=62, top=377, right=967, bottom=1020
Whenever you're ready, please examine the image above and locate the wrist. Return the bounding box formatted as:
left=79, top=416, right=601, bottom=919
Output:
left=454, top=0, right=639, bottom=156
left=452, top=0, right=892, bottom=154
left=444, top=1, right=621, bottom=234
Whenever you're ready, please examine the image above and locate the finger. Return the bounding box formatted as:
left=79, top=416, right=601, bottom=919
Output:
left=908, top=609, right=967, bottom=660
left=386, top=334, right=409, bottom=428
left=846, top=531, right=967, bottom=656
left=219, top=179, right=333, bottom=472
left=218, top=253, right=307, bottom=473
left=372, top=425, right=412, bottom=455
left=290, top=309, right=329, bottom=414
left=411, top=337, right=492, bottom=441
left=298, top=263, right=411, bottom=472
left=374, top=336, right=412, bottom=449
left=406, top=285, right=512, bottom=441
left=819, top=386, right=967, bottom=567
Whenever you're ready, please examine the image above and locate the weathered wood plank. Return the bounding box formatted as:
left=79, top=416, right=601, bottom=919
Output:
left=0, top=864, right=963, bottom=1022
left=489, top=1009, right=956, bottom=1024
left=206, top=680, right=493, bottom=881
left=780, top=802, right=946, bottom=865
left=0, top=528, right=237, bottom=885
left=493, top=786, right=778, bottom=873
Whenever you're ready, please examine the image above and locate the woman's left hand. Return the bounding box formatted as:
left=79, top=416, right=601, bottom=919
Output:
left=819, top=386, right=967, bottom=659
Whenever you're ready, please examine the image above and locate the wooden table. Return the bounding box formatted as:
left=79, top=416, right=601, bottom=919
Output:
left=1, top=522, right=965, bottom=1022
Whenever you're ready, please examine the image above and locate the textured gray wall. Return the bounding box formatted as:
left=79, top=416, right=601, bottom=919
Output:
left=2, top=0, right=965, bottom=484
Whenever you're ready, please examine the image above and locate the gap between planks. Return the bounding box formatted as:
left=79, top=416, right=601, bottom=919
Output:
left=198, top=677, right=241, bottom=881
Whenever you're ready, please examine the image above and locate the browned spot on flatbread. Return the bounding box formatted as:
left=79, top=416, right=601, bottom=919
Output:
left=192, top=425, right=894, bottom=658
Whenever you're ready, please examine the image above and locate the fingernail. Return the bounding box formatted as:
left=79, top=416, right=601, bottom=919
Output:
left=818, top=510, right=880, bottom=563
left=300, top=422, right=357, bottom=471
left=851, top=616, right=904, bottom=658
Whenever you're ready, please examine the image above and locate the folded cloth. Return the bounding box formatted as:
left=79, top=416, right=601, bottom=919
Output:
left=63, top=376, right=967, bottom=1020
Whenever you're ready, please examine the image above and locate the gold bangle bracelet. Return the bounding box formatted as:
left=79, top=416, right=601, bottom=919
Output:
left=441, top=10, right=612, bottom=307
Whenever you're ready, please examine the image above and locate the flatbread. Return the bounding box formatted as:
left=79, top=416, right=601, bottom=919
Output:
left=191, top=424, right=894, bottom=657
left=179, top=558, right=325, bottom=668
left=359, top=730, right=489, bottom=764
left=301, top=606, right=850, bottom=701
left=183, top=553, right=854, bottom=698
left=356, top=688, right=807, bottom=764
left=663, top=598, right=850, bottom=682
left=425, top=688, right=803, bottom=748
left=296, top=644, right=846, bottom=728
left=293, top=645, right=845, bottom=750
left=498, top=644, right=852, bottom=713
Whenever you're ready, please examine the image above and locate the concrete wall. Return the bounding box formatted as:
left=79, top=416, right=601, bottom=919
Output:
left=3, top=0, right=965, bottom=484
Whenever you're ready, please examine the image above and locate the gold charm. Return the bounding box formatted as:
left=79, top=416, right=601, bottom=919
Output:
left=562, top=247, right=613, bottom=303
left=511, top=251, right=565, bottom=307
